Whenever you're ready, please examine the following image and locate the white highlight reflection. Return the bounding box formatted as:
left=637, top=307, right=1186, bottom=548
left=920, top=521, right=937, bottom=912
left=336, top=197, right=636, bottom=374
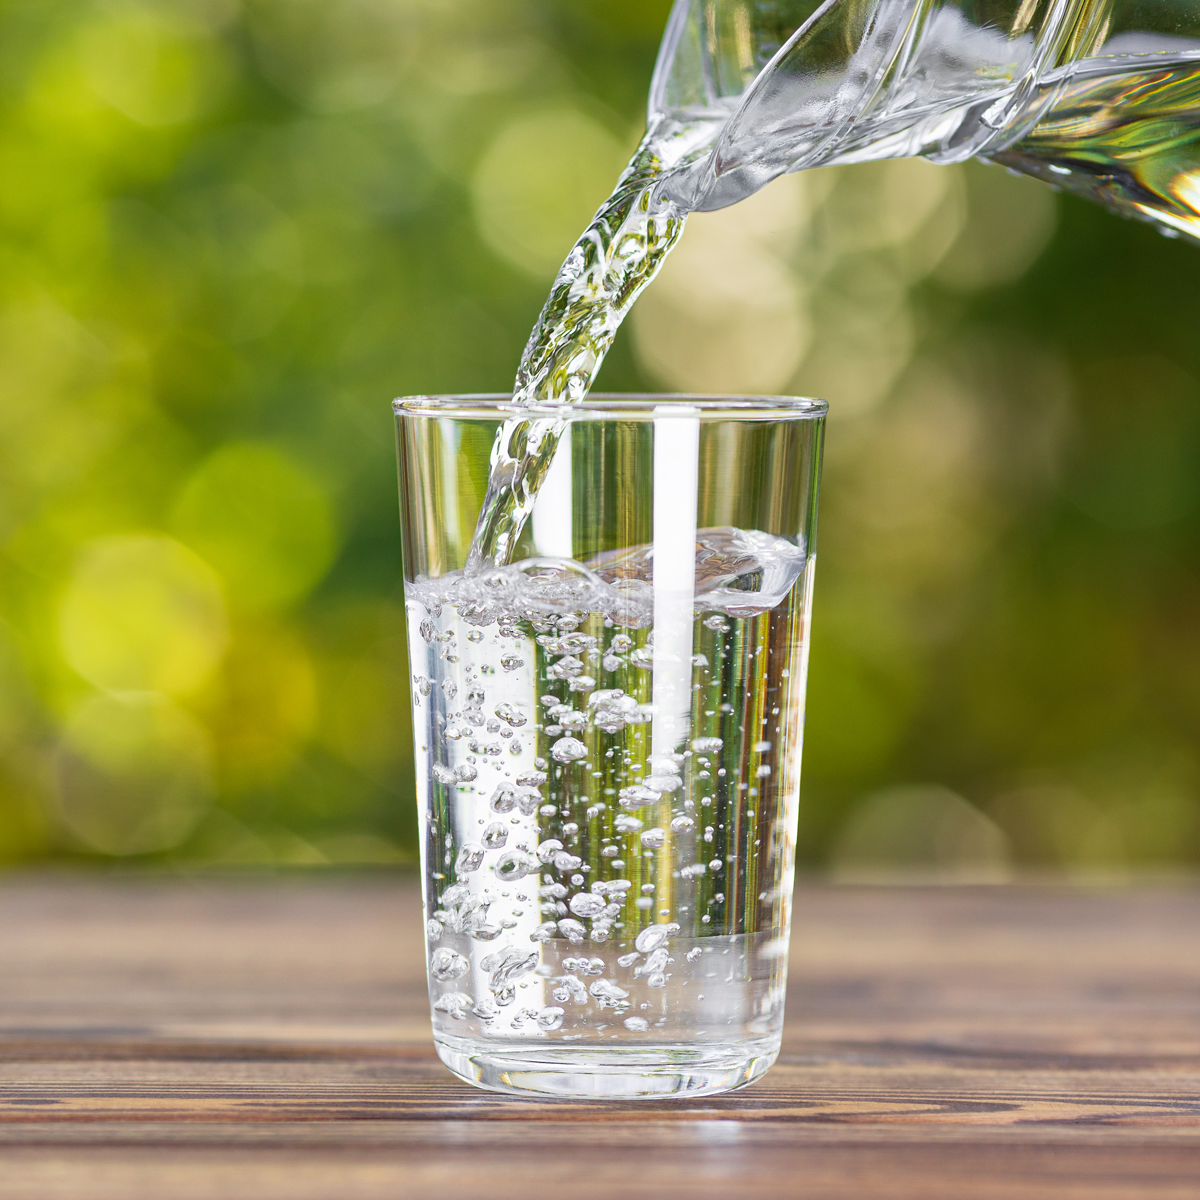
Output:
left=652, top=408, right=700, bottom=762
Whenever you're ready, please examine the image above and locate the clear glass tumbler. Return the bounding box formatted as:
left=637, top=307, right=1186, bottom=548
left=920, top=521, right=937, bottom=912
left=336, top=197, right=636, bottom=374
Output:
left=395, top=394, right=825, bottom=1099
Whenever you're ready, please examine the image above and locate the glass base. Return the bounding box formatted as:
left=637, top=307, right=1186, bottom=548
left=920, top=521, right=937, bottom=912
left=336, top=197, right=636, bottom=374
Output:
left=434, top=1034, right=779, bottom=1099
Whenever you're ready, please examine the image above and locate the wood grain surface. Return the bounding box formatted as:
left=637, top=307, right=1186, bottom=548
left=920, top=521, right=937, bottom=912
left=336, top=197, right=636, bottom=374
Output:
left=1, top=875, right=1198, bottom=1198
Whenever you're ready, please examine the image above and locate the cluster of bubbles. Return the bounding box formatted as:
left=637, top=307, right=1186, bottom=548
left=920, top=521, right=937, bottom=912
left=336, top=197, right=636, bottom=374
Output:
left=414, top=530, right=811, bottom=1039
left=408, top=528, right=809, bottom=629
left=430, top=894, right=689, bottom=1034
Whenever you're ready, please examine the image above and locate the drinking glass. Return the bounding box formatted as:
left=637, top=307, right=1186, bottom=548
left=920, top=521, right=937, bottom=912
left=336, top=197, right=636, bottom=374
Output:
left=395, top=393, right=825, bottom=1098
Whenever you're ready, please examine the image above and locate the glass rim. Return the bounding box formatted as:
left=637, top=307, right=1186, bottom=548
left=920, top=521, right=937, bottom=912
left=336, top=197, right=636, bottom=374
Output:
left=393, top=392, right=828, bottom=422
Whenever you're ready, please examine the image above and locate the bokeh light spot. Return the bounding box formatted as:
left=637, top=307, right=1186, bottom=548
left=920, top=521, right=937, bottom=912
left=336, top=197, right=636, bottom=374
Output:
left=935, top=160, right=1058, bottom=290
left=79, top=7, right=231, bottom=127
left=632, top=175, right=809, bottom=393
left=60, top=534, right=228, bottom=696
left=172, top=442, right=338, bottom=610
left=472, top=107, right=630, bottom=278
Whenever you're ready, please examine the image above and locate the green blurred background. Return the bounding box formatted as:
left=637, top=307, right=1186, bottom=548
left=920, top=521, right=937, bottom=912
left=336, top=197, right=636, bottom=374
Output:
left=2, top=0, right=1198, bottom=876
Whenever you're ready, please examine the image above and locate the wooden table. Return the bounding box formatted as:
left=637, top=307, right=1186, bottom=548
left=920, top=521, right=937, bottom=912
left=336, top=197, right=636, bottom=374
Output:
left=1, top=876, right=1198, bottom=1198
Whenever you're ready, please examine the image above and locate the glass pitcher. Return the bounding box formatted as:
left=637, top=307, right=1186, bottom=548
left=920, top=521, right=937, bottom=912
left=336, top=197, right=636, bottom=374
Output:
left=650, top=0, right=1200, bottom=241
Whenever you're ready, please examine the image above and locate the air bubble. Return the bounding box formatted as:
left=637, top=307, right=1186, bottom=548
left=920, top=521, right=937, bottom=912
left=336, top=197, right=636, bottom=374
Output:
left=482, top=823, right=508, bottom=849
left=644, top=774, right=682, bottom=793
left=635, top=925, right=670, bottom=954
left=638, top=948, right=669, bottom=976
left=557, top=918, right=586, bottom=944
left=490, top=784, right=517, bottom=813
left=618, top=785, right=660, bottom=809
left=455, top=844, right=484, bottom=873
left=536, top=838, right=564, bottom=864
left=494, top=703, right=527, bottom=728
left=568, top=892, right=607, bottom=918
left=430, top=947, right=469, bottom=982
left=516, top=777, right=540, bottom=806
left=472, top=996, right=499, bottom=1020
left=640, top=827, right=667, bottom=850
left=432, top=992, right=473, bottom=1019
left=588, top=979, right=629, bottom=1002
left=556, top=974, right=588, bottom=1003
left=550, top=737, right=588, bottom=763
left=536, top=1007, right=565, bottom=1031
left=481, top=946, right=539, bottom=990
left=494, top=850, right=537, bottom=882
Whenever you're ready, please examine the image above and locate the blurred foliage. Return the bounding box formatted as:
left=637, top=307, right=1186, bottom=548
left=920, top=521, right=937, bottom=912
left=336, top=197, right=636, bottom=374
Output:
left=1, top=0, right=1199, bottom=874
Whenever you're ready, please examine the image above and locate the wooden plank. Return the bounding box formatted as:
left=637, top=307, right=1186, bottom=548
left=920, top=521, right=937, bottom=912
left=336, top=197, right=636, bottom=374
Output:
left=0, top=877, right=1198, bottom=1198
